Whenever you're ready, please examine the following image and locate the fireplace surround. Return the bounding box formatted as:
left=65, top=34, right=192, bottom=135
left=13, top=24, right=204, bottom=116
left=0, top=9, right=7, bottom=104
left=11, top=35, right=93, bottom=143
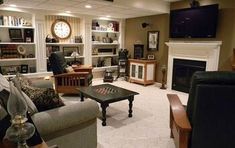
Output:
left=165, top=41, right=222, bottom=92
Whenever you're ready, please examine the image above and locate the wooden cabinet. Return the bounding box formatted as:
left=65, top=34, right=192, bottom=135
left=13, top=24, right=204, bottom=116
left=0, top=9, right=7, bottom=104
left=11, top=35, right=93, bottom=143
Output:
left=129, top=59, right=156, bottom=85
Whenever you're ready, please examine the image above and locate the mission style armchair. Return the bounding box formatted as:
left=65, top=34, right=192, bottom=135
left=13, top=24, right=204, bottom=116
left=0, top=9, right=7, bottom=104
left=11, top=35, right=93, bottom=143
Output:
left=49, top=52, right=93, bottom=94
left=168, top=71, right=235, bottom=148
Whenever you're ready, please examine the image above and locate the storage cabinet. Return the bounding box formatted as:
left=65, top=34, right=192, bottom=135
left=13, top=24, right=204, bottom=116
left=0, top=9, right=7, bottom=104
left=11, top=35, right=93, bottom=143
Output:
left=129, top=59, right=156, bottom=85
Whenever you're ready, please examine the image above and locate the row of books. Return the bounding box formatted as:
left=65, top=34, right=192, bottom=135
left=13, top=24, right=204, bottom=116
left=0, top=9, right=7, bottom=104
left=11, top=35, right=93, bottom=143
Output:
left=0, top=15, right=31, bottom=27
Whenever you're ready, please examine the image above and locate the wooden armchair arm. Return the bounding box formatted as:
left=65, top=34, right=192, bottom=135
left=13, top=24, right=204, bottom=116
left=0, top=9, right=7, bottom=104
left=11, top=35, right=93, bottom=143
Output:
left=72, top=65, right=93, bottom=73
left=167, top=94, right=191, bottom=131
left=53, top=72, right=89, bottom=78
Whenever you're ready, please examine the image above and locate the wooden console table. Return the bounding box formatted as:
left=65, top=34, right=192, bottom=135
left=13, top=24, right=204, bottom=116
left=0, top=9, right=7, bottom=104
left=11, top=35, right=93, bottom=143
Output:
left=129, top=59, right=156, bottom=85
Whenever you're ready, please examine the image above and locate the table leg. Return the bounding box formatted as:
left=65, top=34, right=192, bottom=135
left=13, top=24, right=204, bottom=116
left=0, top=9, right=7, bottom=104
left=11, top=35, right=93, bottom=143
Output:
left=128, top=96, right=134, bottom=117
left=101, top=103, right=108, bottom=126
left=80, top=93, right=84, bottom=102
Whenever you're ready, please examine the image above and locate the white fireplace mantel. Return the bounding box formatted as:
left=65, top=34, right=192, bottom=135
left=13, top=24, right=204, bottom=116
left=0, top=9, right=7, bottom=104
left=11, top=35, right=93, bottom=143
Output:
left=165, top=41, right=222, bottom=90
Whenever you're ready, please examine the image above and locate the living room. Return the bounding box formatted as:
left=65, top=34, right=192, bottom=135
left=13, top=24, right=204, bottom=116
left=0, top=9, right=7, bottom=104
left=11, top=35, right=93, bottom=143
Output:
left=0, top=0, right=235, bottom=148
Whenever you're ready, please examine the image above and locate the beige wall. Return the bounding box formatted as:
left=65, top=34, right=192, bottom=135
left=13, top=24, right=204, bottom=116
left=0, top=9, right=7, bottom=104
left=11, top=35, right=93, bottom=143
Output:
left=125, top=14, right=169, bottom=82
left=125, top=0, right=235, bottom=82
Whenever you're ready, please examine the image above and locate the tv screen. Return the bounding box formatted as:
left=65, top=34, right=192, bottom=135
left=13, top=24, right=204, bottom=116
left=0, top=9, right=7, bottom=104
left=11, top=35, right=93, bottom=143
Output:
left=170, top=4, right=219, bottom=38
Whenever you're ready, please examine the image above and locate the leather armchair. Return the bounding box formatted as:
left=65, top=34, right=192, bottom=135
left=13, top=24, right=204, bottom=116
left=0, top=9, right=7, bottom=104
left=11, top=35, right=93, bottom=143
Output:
left=168, top=71, right=235, bottom=148
left=49, top=52, right=93, bottom=94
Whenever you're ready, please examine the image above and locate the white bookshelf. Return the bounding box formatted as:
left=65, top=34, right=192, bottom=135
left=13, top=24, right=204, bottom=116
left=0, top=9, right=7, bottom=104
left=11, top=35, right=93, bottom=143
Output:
left=92, top=30, right=119, bottom=34
left=0, top=42, right=35, bottom=45
left=91, top=19, right=120, bottom=71
left=0, top=26, right=34, bottom=29
left=92, top=54, right=118, bottom=58
left=45, top=43, right=84, bottom=46
left=93, top=65, right=118, bottom=72
left=0, top=58, right=36, bottom=62
left=92, top=43, right=119, bottom=45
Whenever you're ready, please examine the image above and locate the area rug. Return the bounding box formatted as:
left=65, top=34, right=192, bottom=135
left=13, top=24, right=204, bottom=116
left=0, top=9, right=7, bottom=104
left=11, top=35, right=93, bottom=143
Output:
left=62, top=79, right=188, bottom=148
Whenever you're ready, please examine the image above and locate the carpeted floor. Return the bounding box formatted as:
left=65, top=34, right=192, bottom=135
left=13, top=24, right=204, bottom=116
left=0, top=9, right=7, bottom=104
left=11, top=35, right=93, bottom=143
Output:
left=62, top=79, right=188, bottom=148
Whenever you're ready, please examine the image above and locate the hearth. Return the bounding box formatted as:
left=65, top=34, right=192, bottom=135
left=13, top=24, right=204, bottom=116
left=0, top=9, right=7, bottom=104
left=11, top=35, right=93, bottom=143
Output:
left=172, top=59, right=206, bottom=93
left=165, top=41, right=222, bottom=92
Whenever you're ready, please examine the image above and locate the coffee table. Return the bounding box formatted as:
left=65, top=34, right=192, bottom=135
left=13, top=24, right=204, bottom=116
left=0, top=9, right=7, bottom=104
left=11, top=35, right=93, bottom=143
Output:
left=78, top=84, right=139, bottom=126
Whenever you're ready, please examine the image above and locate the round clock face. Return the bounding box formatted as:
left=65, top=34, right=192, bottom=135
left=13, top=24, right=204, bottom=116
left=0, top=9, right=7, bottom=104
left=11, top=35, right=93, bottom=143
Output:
left=52, top=19, right=71, bottom=39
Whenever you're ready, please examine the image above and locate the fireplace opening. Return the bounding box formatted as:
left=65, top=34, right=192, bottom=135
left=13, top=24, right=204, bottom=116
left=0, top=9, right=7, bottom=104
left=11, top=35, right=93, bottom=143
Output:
left=172, top=58, right=206, bottom=93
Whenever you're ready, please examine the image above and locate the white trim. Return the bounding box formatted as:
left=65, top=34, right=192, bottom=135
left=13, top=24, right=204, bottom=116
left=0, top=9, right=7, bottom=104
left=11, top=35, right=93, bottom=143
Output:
left=165, top=41, right=222, bottom=90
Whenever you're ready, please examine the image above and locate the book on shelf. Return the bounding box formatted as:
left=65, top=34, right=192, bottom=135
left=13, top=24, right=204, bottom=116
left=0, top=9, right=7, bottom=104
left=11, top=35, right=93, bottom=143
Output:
left=0, top=15, right=31, bottom=27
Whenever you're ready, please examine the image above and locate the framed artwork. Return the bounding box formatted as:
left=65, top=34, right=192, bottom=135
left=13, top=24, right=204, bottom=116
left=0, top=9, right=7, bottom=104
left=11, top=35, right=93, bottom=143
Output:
left=147, top=31, right=159, bottom=51
left=63, top=47, right=79, bottom=56
left=147, top=54, right=155, bottom=60
left=8, top=29, right=23, bottom=42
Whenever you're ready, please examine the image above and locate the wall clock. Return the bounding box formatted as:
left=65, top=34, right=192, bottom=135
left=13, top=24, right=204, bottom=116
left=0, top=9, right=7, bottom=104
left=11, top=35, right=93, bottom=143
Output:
left=51, top=19, right=72, bottom=39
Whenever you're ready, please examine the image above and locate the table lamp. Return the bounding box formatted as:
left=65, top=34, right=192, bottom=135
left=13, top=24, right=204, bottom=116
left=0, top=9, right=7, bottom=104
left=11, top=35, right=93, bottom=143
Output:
left=6, top=81, right=35, bottom=148
left=71, top=51, right=80, bottom=64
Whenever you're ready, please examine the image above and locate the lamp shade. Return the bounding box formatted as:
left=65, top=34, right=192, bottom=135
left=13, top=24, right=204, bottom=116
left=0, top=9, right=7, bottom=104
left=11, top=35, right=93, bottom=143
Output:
left=71, top=51, right=80, bottom=58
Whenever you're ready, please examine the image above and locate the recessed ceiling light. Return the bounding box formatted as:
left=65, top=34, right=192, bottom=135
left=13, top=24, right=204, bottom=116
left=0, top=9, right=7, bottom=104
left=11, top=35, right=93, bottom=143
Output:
left=99, top=17, right=110, bottom=20
left=65, top=11, right=71, bottom=13
left=85, top=5, right=92, bottom=8
left=106, top=15, right=111, bottom=18
left=9, top=4, right=17, bottom=7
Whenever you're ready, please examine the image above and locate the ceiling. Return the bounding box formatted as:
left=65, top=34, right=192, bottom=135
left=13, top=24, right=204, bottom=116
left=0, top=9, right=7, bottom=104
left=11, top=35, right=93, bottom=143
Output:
left=1, top=0, right=181, bottom=18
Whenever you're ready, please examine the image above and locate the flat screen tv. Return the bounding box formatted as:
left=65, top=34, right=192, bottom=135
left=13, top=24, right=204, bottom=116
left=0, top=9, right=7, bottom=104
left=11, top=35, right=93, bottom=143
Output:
left=170, top=4, right=219, bottom=38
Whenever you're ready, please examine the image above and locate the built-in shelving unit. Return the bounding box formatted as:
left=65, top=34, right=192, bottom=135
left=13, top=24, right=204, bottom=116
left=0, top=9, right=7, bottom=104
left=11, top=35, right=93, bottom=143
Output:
left=91, top=19, right=120, bottom=71
left=0, top=10, right=36, bottom=76
left=0, top=9, right=124, bottom=78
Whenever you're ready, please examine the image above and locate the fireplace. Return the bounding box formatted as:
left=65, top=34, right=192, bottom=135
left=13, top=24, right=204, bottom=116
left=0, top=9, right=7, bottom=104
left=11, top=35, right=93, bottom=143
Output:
left=172, top=59, right=206, bottom=93
left=165, top=41, right=222, bottom=92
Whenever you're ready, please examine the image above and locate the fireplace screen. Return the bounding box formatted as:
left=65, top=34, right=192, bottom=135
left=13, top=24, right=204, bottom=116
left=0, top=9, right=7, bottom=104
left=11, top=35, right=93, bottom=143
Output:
left=172, top=58, right=206, bottom=93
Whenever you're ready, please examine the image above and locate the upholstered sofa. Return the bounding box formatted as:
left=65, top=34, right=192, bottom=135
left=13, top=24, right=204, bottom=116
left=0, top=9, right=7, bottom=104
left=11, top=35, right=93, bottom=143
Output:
left=0, top=75, right=99, bottom=148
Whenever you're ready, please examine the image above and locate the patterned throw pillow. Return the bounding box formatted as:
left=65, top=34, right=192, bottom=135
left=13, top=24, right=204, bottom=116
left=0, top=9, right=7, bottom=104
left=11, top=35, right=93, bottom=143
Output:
left=15, top=73, right=32, bottom=86
left=21, top=85, right=64, bottom=112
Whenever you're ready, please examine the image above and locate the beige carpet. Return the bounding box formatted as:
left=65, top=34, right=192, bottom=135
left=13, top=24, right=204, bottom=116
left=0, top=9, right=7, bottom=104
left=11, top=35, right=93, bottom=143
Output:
left=62, top=79, right=188, bottom=148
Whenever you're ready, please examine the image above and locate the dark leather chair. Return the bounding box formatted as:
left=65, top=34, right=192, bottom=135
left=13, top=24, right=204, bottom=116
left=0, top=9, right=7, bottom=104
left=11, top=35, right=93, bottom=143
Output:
left=168, top=71, right=235, bottom=148
left=49, top=51, right=93, bottom=94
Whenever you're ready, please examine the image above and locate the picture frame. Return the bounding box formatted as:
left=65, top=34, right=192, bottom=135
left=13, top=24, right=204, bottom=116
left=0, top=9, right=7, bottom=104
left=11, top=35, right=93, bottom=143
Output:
left=8, top=29, right=23, bottom=42
left=20, top=64, right=28, bottom=73
left=147, top=54, right=155, bottom=60
left=63, top=47, right=79, bottom=57
left=147, top=31, right=159, bottom=51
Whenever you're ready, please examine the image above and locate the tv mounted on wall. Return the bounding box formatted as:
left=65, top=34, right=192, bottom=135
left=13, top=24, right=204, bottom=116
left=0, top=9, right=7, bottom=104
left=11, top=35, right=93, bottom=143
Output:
left=170, top=4, right=219, bottom=38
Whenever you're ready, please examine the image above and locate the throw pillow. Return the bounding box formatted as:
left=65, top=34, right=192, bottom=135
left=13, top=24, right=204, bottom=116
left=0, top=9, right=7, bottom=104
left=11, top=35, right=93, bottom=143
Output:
left=21, top=85, right=64, bottom=112
left=15, top=73, right=32, bottom=86
left=65, top=66, right=75, bottom=73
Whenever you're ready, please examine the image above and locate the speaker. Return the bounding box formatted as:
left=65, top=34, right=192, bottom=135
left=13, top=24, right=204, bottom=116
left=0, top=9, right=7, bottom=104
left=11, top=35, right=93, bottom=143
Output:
left=24, top=29, right=34, bottom=42
left=134, top=44, right=144, bottom=59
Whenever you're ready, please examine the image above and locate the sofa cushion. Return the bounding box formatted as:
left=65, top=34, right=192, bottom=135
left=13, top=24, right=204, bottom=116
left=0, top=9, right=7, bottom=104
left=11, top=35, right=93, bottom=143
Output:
left=21, top=85, right=64, bottom=112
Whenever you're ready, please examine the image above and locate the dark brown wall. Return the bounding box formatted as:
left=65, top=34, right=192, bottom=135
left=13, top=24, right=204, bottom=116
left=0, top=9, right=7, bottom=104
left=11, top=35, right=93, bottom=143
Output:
left=125, top=0, right=235, bottom=82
